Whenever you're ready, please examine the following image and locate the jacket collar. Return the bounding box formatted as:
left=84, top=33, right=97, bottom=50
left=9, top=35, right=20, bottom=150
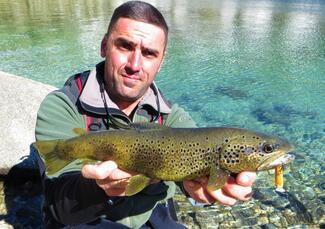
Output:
left=79, top=62, right=171, bottom=116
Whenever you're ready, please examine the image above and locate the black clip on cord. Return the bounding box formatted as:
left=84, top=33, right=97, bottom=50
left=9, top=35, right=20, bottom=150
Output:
left=100, top=83, right=131, bottom=129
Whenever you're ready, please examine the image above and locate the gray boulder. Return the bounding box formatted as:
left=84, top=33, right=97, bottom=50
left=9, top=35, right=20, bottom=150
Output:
left=0, top=71, right=56, bottom=175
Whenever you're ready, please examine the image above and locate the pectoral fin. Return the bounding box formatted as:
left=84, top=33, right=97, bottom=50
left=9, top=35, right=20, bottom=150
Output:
left=125, top=174, right=151, bottom=196
left=73, top=128, right=87, bottom=136
left=207, top=166, right=229, bottom=191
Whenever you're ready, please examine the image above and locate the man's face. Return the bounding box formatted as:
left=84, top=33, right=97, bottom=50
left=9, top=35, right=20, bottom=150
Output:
left=101, top=18, right=166, bottom=104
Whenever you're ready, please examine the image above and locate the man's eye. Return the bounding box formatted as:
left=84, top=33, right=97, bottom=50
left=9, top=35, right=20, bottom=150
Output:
left=120, top=43, right=132, bottom=50
left=116, top=41, right=133, bottom=51
left=142, top=49, right=157, bottom=58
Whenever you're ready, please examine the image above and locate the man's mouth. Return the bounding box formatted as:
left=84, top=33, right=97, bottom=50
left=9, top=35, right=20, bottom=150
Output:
left=121, top=74, right=141, bottom=87
left=122, top=74, right=140, bottom=81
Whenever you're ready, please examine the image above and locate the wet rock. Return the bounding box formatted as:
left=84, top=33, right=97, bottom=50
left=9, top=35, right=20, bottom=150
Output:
left=302, top=187, right=316, bottom=200
left=253, top=188, right=271, bottom=201
left=261, top=224, right=277, bottom=229
left=258, top=215, right=269, bottom=225
left=268, top=213, right=281, bottom=227
left=318, top=181, right=325, bottom=191
left=218, top=218, right=241, bottom=228
left=285, top=192, right=314, bottom=223
left=282, top=209, right=297, bottom=225
left=315, top=206, right=325, bottom=223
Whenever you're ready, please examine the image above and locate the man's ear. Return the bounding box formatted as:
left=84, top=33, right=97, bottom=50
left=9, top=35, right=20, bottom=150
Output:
left=100, top=35, right=108, bottom=57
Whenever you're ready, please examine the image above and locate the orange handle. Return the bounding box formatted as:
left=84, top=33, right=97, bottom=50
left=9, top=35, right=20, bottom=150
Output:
left=275, top=165, right=284, bottom=188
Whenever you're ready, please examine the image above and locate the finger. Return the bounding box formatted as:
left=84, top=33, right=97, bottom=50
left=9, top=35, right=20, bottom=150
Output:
left=82, top=161, right=118, bottom=179
left=222, top=176, right=253, bottom=201
left=183, top=180, right=214, bottom=204
left=150, top=179, right=160, bottom=184
left=193, top=176, right=209, bottom=184
left=236, top=171, right=256, bottom=187
left=104, top=187, right=126, bottom=197
left=208, top=188, right=237, bottom=206
left=96, top=178, right=129, bottom=188
left=108, top=168, right=136, bottom=180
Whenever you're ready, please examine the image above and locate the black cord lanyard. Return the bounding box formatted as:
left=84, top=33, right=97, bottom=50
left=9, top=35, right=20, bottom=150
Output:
left=100, top=82, right=161, bottom=128
left=151, top=82, right=161, bottom=122
left=100, top=83, right=130, bottom=129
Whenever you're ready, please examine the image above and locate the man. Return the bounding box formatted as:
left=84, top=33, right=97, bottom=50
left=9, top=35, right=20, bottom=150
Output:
left=35, top=1, right=256, bottom=228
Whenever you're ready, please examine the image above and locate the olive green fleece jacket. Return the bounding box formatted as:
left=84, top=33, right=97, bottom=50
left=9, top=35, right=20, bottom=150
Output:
left=35, top=88, right=196, bottom=228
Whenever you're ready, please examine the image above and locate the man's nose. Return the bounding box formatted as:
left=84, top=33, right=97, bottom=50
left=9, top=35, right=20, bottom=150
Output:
left=127, top=50, right=142, bottom=72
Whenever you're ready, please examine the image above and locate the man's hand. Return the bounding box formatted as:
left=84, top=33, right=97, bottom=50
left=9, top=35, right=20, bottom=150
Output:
left=81, top=160, right=137, bottom=196
left=183, top=171, right=256, bottom=205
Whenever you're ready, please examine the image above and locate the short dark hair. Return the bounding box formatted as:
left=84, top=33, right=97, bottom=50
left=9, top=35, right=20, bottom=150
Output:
left=107, top=1, right=168, bottom=42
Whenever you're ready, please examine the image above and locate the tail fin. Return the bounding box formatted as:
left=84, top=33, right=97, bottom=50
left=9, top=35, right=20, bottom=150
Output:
left=33, top=140, right=72, bottom=176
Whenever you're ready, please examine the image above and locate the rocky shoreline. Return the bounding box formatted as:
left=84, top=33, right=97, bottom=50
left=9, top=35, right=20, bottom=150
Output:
left=1, top=169, right=324, bottom=228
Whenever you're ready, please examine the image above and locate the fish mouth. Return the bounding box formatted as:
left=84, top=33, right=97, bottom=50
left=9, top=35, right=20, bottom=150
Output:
left=257, top=142, right=295, bottom=171
left=257, top=153, right=295, bottom=171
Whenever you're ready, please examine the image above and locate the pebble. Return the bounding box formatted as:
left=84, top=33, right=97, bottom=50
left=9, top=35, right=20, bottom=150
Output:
left=303, top=187, right=316, bottom=199
left=269, top=213, right=281, bottom=227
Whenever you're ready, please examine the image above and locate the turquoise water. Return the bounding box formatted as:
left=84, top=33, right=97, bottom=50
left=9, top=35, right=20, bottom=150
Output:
left=1, top=0, right=324, bottom=227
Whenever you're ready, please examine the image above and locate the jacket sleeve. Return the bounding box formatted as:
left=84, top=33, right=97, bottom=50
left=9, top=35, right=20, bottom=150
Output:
left=35, top=91, right=169, bottom=226
left=44, top=172, right=169, bottom=225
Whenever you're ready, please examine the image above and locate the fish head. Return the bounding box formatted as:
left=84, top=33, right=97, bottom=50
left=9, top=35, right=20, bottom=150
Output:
left=219, top=129, right=295, bottom=173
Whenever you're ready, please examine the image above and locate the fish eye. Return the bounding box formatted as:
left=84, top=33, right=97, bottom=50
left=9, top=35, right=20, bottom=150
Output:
left=263, top=144, right=274, bottom=153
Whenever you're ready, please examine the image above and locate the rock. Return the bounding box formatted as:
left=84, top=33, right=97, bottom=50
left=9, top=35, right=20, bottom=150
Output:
left=260, top=224, right=277, bottom=229
left=268, top=213, right=281, bottom=227
left=0, top=180, right=7, bottom=215
left=303, top=187, right=316, bottom=200
left=0, top=71, right=56, bottom=175
left=0, top=221, right=13, bottom=229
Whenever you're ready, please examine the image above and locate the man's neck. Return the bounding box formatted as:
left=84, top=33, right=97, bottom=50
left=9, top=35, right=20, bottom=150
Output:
left=106, top=92, right=143, bottom=116
left=117, top=99, right=141, bottom=116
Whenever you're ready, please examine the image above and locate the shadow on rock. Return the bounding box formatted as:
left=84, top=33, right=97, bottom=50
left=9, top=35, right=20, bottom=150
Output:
left=2, top=145, right=44, bottom=228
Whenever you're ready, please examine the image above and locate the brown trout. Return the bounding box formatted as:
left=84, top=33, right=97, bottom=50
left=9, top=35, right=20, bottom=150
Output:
left=33, top=124, right=295, bottom=195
